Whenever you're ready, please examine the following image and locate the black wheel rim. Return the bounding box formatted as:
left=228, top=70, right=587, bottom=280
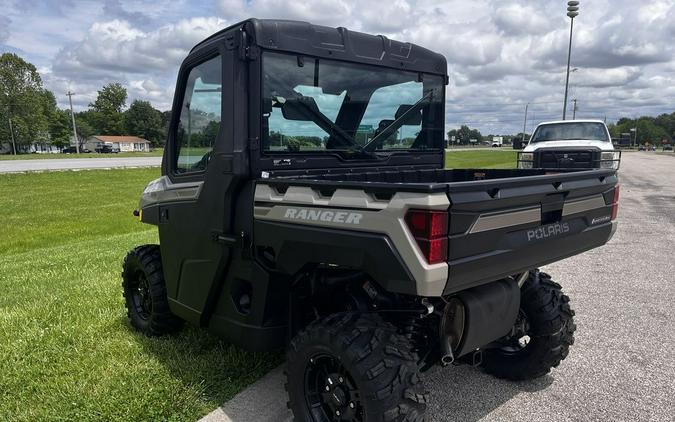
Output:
left=304, top=353, right=363, bottom=422
left=129, top=269, right=152, bottom=320
left=499, top=310, right=532, bottom=355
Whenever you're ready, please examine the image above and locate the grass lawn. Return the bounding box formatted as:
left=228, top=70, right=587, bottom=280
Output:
left=445, top=149, right=518, bottom=169
left=0, top=149, right=164, bottom=160
left=0, top=151, right=518, bottom=420
left=0, top=168, right=279, bottom=421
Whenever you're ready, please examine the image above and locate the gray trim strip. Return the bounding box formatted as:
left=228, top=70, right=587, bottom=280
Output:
left=562, top=195, right=606, bottom=216
left=139, top=175, right=204, bottom=208
left=469, top=207, right=541, bottom=234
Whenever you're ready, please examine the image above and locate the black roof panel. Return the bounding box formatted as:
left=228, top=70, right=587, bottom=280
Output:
left=191, top=18, right=447, bottom=76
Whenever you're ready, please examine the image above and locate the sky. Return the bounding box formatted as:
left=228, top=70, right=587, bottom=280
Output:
left=1, top=0, right=674, bottom=135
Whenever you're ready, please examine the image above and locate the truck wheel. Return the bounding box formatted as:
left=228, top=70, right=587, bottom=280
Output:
left=286, top=312, right=428, bottom=422
left=481, top=270, right=576, bottom=380
left=122, top=245, right=183, bottom=336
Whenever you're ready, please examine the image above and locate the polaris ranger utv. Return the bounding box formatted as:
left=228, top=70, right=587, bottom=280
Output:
left=122, top=19, right=620, bottom=421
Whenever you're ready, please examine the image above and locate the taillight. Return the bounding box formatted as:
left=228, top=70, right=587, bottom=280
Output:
left=611, top=184, right=620, bottom=220
left=405, top=210, right=449, bottom=264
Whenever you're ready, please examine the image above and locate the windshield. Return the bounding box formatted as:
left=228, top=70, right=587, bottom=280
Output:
left=262, top=52, right=444, bottom=156
left=531, top=122, right=610, bottom=143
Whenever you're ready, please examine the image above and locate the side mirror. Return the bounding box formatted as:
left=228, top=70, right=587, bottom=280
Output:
left=281, top=97, right=321, bottom=121
left=394, top=104, right=422, bottom=125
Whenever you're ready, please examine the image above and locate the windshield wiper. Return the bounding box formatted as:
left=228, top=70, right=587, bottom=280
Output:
left=362, top=91, right=433, bottom=152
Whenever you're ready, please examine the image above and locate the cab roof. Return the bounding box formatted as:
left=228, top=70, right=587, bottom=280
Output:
left=536, top=119, right=606, bottom=126
left=190, top=18, right=448, bottom=78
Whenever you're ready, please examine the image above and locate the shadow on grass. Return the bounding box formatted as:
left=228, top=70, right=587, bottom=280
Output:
left=121, top=317, right=283, bottom=407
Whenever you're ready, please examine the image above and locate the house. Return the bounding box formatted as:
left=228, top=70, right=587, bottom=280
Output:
left=85, top=135, right=151, bottom=152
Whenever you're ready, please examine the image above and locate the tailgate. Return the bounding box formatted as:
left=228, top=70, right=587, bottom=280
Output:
left=443, top=169, right=618, bottom=294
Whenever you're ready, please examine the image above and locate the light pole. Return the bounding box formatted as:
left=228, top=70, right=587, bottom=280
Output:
left=562, top=1, right=579, bottom=120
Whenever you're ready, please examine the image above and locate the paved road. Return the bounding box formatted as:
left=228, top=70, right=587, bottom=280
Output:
left=201, top=152, right=675, bottom=422
left=0, top=156, right=162, bottom=173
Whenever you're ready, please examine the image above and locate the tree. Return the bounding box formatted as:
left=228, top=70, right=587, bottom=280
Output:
left=613, top=117, right=671, bottom=145
left=160, top=110, right=172, bottom=146
left=89, top=82, right=127, bottom=135
left=447, top=125, right=482, bottom=145
left=48, top=108, right=73, bottom=149
left=125, top=100, right=164, bottom=145
left=0, top=53, right=52, bottom=152
left=74, top=117, right=95, bottom=148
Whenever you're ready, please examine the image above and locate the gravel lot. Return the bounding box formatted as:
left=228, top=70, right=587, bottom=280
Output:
left=426, top=152, right=675, bottom=421
left=202, top=152, right=675, bottom=422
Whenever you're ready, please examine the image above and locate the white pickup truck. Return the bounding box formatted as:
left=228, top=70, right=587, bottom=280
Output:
left=518, top=119, right=621, bottom=170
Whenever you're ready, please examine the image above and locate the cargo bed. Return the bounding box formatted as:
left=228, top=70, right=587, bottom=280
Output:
left=264, top=167, right=619, bottom=294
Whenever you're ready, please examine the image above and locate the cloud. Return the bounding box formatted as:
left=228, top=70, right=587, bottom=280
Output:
left=493, top=4, right=553, bottom=36
left=219, top=0, right=355, bottom=27
left=102, top=0, right=152, bottom=27
left=52, top=17, right=226, bottom=77
left=0, top=16, right=10, bottom=43
left=2, top=0, right=674, bottom=133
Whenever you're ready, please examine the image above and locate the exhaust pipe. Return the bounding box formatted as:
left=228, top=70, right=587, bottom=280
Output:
left=440, top=335, right=455, bottom=365
left=439, top=298, right=464, bottom=365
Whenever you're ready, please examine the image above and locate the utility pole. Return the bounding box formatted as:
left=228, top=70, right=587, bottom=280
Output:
left=633, top=127, right=638, bottom=148
left=522, top=103, right=529, bottom=145
left=572, top=99, right=577, bottom=119
left=8, top=115, right=17, bottom=155
left=66, top=91, right=79, bottom=153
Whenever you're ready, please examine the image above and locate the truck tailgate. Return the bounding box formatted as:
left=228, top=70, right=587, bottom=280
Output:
left=444, top=170, right=618, bottom=294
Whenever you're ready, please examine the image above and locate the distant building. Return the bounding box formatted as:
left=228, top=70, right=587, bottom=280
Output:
left=85, top=135, right=151, bottom=152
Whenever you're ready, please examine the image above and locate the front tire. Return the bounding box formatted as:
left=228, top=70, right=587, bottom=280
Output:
left=122, top=245, right=183, bottom=336
left=481, top=270, right=576, bottom=380
left=286, top=312, right=428, bottom=422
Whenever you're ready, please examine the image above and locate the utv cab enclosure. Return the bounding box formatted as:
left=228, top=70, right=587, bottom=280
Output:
left=123, top=19, right=619, bottom=422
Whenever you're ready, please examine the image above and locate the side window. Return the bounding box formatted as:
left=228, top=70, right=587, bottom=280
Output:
left=175, top=55, right=222, bottom=174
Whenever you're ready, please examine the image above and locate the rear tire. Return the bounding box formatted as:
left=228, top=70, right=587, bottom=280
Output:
left=286, top=312, right=428, bottom=422
left=122, top=245, right=183, bottom=336
left=481, top=270, right=576, bottom=380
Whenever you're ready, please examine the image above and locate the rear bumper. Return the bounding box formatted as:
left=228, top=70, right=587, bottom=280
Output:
left=443, top=218, right=616, bottom=295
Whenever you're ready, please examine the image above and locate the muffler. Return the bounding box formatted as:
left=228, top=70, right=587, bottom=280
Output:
left=439, top=279, right=520, bottom=362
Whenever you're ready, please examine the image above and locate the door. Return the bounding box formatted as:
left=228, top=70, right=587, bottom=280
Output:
left=158, top=48, right=238, bottom=325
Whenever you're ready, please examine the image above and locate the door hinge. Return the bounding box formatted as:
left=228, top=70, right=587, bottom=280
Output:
left=211, top=231, right=252, bottom=259
left=238, top=27, right=258, bottom=61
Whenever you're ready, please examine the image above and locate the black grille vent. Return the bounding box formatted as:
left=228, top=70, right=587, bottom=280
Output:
left=535, top=150, right=599, bottom=169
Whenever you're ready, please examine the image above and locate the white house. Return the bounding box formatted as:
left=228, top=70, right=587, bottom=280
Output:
left=85, top=135, right=151, bottom=152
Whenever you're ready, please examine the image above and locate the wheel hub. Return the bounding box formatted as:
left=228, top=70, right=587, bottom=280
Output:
left=305, top=354, right=362, bottom=421
left=131, top=269, right=152, bottom=319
